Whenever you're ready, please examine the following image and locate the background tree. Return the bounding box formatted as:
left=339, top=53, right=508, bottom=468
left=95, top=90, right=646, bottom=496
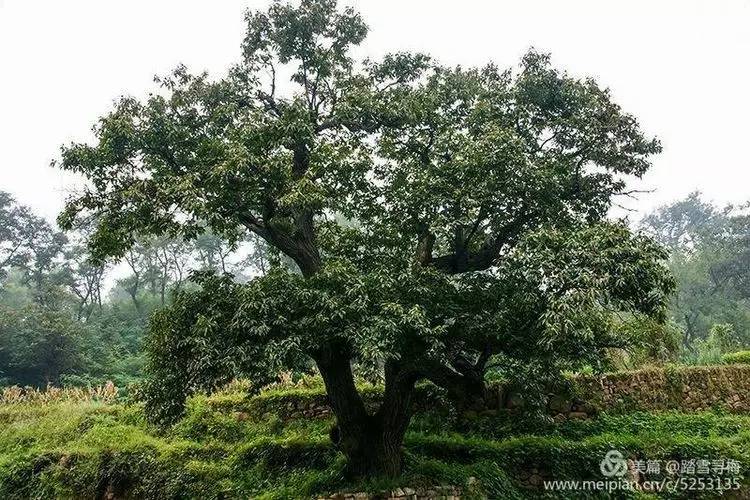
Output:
left=0, top=192, right=44, bottom=278
left=62, top=225, right=107, bottom=321
left=116, top=236, right=189, bottom=311
left=0, top=305, right=87, bottom=386
left=642, top=193, right=750, bottom=355
left=0, top=191, right=68, bottom=306
left=56, top=0, right=673, bottom=477
left=641, top=191, right=723, bottom=251
left=193, top=231, right=274, bottom=279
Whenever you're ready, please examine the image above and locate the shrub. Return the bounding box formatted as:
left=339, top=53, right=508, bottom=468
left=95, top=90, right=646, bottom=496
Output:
left=722, top=351, right=750, bottom=365
left=0, top=382, right=117, bottom=405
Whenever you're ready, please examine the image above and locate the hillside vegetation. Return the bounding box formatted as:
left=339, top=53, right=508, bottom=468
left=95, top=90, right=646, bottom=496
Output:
left=2, top=0, right=750, bottom=495
left=2, top=367, right=750, bottom=499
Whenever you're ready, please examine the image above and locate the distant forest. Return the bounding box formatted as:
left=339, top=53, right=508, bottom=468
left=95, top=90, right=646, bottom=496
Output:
left=0, top=190, right=274, bottom=388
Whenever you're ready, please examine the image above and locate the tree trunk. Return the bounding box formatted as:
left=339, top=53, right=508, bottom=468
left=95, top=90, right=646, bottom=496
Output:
left=316, top=346, right=417, bottom=478
left=331, top=413, right=404, bottom=478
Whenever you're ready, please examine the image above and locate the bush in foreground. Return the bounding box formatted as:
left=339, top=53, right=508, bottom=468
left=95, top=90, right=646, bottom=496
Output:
left=722, top=351, right=750, bottom=365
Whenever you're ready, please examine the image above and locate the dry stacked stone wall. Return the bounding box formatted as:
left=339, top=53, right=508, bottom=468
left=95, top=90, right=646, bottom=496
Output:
left=316, top=486, right=462, bottom=500
left=574, top=364, right=750, bottom=414
left=222, top=364, right=750, bottom=423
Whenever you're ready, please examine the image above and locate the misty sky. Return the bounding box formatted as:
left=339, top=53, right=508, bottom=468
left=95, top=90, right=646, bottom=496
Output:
left=1, top=0, right=748, bottom=224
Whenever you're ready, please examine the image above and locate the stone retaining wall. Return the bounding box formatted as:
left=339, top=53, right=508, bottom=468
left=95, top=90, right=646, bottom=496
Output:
left=226, top=364, right=750, bottom=423
left=317, top=486, right=462, bottom=500
left=583, top=364, right=750, bottom=412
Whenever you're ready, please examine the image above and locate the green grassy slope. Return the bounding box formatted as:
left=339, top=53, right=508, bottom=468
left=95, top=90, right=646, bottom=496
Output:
left=1, top=385, right=749, bottom=499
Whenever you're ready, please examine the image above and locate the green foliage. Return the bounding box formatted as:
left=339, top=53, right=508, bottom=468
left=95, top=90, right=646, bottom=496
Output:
left=0, top=289, right=149, bottom=388
left=0, top=190, right=157, bottom=388
left=722, top=351, right=750, bottom=365
left=683, top=323, right=742, bottom=366
left=643, top=193, right=750, bottom=359
left=142, top=273, right=282, bottom=426
left=0, top=305, right=88, bottom=386
left=491, top=223, right=674, bottom=369
left=610, top=317, right=683, bottom=369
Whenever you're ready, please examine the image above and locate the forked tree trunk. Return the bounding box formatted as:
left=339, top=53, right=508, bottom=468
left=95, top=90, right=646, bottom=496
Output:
left=316, top=345, right=417, bottom=478
left=331, top=413, right=405, bottom=477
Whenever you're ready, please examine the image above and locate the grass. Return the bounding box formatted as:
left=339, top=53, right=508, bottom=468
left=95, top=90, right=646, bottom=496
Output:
left=1, top=385, right=749, bottom=499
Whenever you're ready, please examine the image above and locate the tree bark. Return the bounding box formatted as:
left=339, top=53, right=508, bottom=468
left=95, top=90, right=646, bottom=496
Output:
left=330, top=413, right=405, bottom=478
left=316, top=347, right=417, bottom=478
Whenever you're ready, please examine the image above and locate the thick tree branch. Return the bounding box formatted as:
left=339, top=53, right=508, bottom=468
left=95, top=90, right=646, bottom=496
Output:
left=428, top=207, right=531, bottom=274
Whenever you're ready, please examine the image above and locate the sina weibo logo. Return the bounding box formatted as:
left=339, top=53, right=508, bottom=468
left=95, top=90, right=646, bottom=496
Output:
left=600, top=450, right=628, bottom=478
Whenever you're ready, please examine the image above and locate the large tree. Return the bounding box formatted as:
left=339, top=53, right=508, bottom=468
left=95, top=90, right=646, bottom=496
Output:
left=57, top=0, right=673, bottom=477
